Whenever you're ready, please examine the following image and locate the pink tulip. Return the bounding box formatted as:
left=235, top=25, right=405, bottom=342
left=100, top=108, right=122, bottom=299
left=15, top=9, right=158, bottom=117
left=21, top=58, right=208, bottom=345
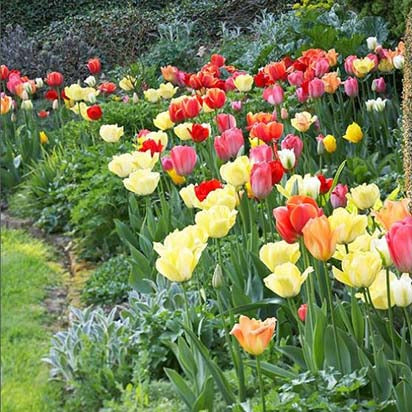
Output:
left=281, top=134, right=303, bottom=158
left=288, top=71, right=304, bottom=87
left=372, top=77, right=386, bottom=93
left=249, top=144, right=273, bottom=164
left=297, top=303, right=308, bottom=322
left=263, top=84, right=284, bottom=105
left=250, top=162, right=273, bottom=199
left=344, top=55, right=357, bottom=75
left=224, top=77, right=236, bottom=91
left=314, top=58, right=329, bottom=77
left=367, top=53, right=379, bottom=70
left=6, top=73, right=22, bottom=94
left=330, top=184, right=348, bottom=209
left=214, top=127, right=244, bottom=161
left=216, top=113, right=236, bottom=133
left=296, top=87, right=308, bottom=103
left=309, top=78, right=325, bottom=98
left=170, top=146, right=197, bottom=176
left=161, top=156, right=173, bottom=171
left=344, top=77, right=359, bottom=97
left=231, top=100, right=242, bottom=111
left=386, top=217, right=412, bottom=273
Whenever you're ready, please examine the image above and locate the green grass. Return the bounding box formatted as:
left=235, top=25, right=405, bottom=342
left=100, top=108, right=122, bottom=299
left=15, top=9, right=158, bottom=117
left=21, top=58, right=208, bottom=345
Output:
left=1, top=229, right=63, bottom=412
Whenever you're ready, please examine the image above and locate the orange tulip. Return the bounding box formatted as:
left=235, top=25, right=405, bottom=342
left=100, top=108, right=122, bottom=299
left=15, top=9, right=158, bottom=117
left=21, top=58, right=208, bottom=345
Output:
left=327, top=48, right=339, bottom=66
left=246, top=112, right=274, bottom=129
left=302, top=215, right=337, bottom=261
left=322, top=72, right=341, bottom=94
left=1, top=94, right=13, bottom=114
left=374, top=199, right=411, bottom=231
left=230, top=315, right=277, bottom=356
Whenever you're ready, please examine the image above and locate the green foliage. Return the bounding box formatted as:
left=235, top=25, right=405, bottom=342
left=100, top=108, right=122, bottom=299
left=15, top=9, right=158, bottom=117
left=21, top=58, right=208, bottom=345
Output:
left=82, top=255, right=131, bottom=306
left=1, top=229, right=63, bottom=410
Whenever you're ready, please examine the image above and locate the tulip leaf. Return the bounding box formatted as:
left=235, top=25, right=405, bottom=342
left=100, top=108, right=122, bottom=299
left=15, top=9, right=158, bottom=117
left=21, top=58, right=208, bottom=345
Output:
left=326, top=159, right=347, bottom=199
left=114, top=219, right=140, bottom=250
left=250, top=252, right=271, bottom=278
left=164, top=368, right=196, bottom=409
left=350, top=294, right=364, bottom=345
left=276, top=345, right=306, bottom=369
left=193, top=375, right=214, bottom=412
left=227, top=298, right=283, bottom=316
left=244, top=360, right=297, bottom=380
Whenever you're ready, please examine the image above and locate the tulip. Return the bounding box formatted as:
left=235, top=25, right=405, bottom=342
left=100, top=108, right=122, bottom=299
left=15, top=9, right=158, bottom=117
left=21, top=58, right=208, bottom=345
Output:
left=269, top=160, right=284, bottom=185
left=250, top=162, right=273, bottom=199
left=203, top=88, right=226, bottom=109
left=52, top=99, right=59, bottom=110
left=302, top=216, right=337, bottom=261
left=301, top=175, right=321, bottom=198
left=87, top=58, right=101, bottom=74
left=119, top=76, right=135, bottom=91
left=170, top=145, right=197, bottom=176
left=195, top=205, right=237, bottom=238
left=190, top=123, right=210, bottom=143
left=0, top=65, right=9, bottom=80
left=273, top=195, right=322, bottom=243
left=211, top=53, right=225, bottom=67
left=84, top=75, right=96, bottom=87
left=264, top=263, right=313, bottom=298
left=281, top=107, right=288, bottom=120
left=281, top=134, right=303, bottom=158
left=277, top=149, right=296, bottom=170
left=123, top=169, right=160, bottom=195
left=1, top=94, right=12, bottom=114
left=46, top=71, right=64, bottom=87
left=233, top=74, right=254, bottom=92
left=288, top=71, right=304, bottom=87
left=21, top=100, right=33, bottom=110
left=308, top=78, right=325, bottom=98
left=391, top=274, right=412, bottom=307
left=250, top=121, right=284, bottom=143
left=267, top=61, right=287, bottom=82
left=35, top=77, right=44, bottom=88
left=358, top=270, right=396, bottom=310
left=249, top=145, right=273, bottom=164
left=371, top=77, right=386, bottom=93
left=158, top=82, right=177, bottom=99
left=344, top=77, right=358, bottom=97
left=322, top=72, right=341, bottom=94
left=39, top=131, right=48, bottom=144
left=99, top=82, right=117, bottom=94
left=219, top=156, right=250, bottom=187
left=161, top=65, right=180, bottom=83
left=371, top=237, right=392, bottom=267
left=214, top=128, right=244, bottom=161
left=374, top=199, right=411, bottom=230
left=259, top=241, right=300, bottom=272
left=99, top=124, right=124, bottom=142
left=86, top=104, right=102, bottom=121
left=194, top=179, right=223, bottom=201
left=216, top=113, right=236, bottom=133
left=296, top=87, right=308, bottom=103
left=246, top=112, right=274, bottom=128
left=230, top=315, right=277, bottom=356
left=393, top=55, right=404, bottom=70
left=182, top=96, right=202, bottom=119
left=333, top=251, right=382, bottom=288
left=297, top=304, right=308, bottom=321
left=38, top=110, right=49, bottom=118
left=132, top=150, right=159, bottom=170
left=174, top=122, right=193, bottom=141
left=144, top=88, right=160, bottom=103
left=349, top=183, right=380, bottom=210
left=353, top=57, right=375, bottom=78
left=367, top=36, right=378, bottom=51
left=343, top=122, right=363, bottom=143
left=142, top=131, right=168, bottom=149
left=231, top=100, right=242, bottom=111
left=108, top=153, right=136, bottom=177
left=155, top=225, right=208, bottom=254
left=328, top=208, right=367, bottom=244
left=386, top=217, right=412, bottom=273
left=330, top=184, right=348, bottom=209
left=263, top=84, right=284, bottom=105
left=153, top=111, right=174, bottom=130
left=197, top=184, right=238, bottom=210
left=179, top=185, right=199, bottom=208
left=314, top=58, right=330, bottom=77
left=291, top=111, right=316, bottom=132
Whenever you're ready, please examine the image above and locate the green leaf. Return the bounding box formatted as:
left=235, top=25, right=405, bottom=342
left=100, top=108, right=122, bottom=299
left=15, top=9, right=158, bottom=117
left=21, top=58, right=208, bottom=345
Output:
left=277, top=345, right=306, bottom=369
left=193, top=375, right=214, bottom=412
left=245, top=360, right=297, bottom=380
left=164, top=368, right=196, bottom=409
left=228, top=298, right=283, bottom=316
left=326, top=160, right=346, bottom=199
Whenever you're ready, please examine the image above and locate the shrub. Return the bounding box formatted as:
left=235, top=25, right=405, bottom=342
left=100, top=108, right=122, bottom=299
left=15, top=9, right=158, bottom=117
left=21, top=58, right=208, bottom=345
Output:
left=82, top=255, right=131, bottom=306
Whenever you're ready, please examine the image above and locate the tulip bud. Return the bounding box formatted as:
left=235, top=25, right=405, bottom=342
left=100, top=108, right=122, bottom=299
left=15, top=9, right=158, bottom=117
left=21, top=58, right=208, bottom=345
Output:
left=84, top=75, right=96, bottom=87
left=278, top=149, right=296, bottom=170
left=371, top=77, right=386, bottom=93
left=297, top=303, right=308, bottom=322
left=21, top=90, right=29, bottom=101
left=366, top=36, right=378, bottom=51
left=132, top=92, right=139, bottom=104
left=330, top=183, right=348, bottom=209
left=212, top=264, right=224, bottom=289
left=88, top=92, right=97, bottom=104
left=52, top=99, right=59, bottom=110
left=35, top=77, right=44, bottom=88
left=393, top=55, right=404, bottom=70
left=317, top=137, right=325, bottom=155
left=231, top=100, right=242, bottom=111
left=365, top=99, right=375, bottom=112
left=21, top=99, right=33, bottom=110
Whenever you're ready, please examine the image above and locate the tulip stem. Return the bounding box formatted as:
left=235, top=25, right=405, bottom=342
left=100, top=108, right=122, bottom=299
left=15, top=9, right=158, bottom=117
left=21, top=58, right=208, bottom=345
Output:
left=256, top=355, right=266, bottom=412
left=385, top=268, right=397, bottom=359
left=403, top=307, right=412, bottom=344
left=323, top=261, right=343, bottom=371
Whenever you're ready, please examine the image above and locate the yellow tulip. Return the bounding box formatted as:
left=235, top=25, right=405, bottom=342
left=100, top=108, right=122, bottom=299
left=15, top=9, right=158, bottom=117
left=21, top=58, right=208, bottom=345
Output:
left=108, top=153, right=136, bottom=177
left=64, top=84, right=84, bottom=101
left=291, top=111, right=317, bottom=132
left=334, top=232, right=377, bottom=260
left=259, top=241, right=300, bottom=272
left=174, top=122, right=193, bottom=141
left=328, top=208, right=367, bottom=244
left=195, top=205, right=237, bottom=238
left=249, top=137, right=265, bottom=148
left=142, top=131, right=168, bottom=150
left=332, top=251, right=382, bottom=288
left=349, top=183, right=380, bottom=210
left=99, top=124, right=124, bottom=143
left=153, top=111, right=175, bottom=130
left=378, top=58, right=394, bottom=73
left=131, top=151, right=159, bottom=170
left=158, top=82, right=177, bottom=99
left=199, top=185, right=238, bottom=210
left=39, top=131, right=49, bottom=144
left=353, top=57, right=375, bottom=77
left=264, top=263, right=313, bottom=298
left=123, top=169, right=160, bottom=195
left=179, top=184, right=200, bottom=209
left=119, top=76, right=135, bottom=91
left=220, top=156, right=251, bottom=187
left=356, top=270, right=396, bottom=309
left=343, top=122, right=363, bottom=143
left=323, top=134, right=337, bottom=153
left=167, top=169, right=186, bottom=185
left=144, top=88, right=160, bottom=103
left=233, top=74, right=254, bottom=92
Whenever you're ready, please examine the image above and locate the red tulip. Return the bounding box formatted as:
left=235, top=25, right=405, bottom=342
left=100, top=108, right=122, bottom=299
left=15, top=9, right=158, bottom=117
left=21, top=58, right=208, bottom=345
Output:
left=386, top=217, right=412, bottom=273
left=250, top=121, right=283, bottom=143
left=216, top=113, right=236, bottom=133
left=269, top=160, right=284, bottom=185
left=214, top=127, right=244, bottom=161
left=317, top=174, right=333, bottom=194
left=210, top=54, right=225, bottom=67
left=87, top=58, right=101, bottom=75
left=263, top=84, right=284, bottom=105
left=170, top=145, right=197, bottom=176
left=46, top=71, right=64, bottom=87
left=99, top=82, right=116, bottom=94
left=330, top=184, right=348, bottom=209
left=273, top=206, right=299, bottom=243
left=254, top=70, right=271, bottom=88
left=267, top=61, right=287, bottom=82
left=37, top=110, right=49, bottom=118
left=44, top=89, right=59, bottom=101
left=86, top=105, right=103, bottom=121
left=140, top=139, right=163, bottom=155
left=190, top=123, right=210, bottom=143
left=1, top=65, right=9, bottom=80
left=203, top=88, right=226, bottom=109
left=194, top=179, right=223, bottom=201
left=250, top=162, right=273, bottom=200
left=169, top=100, right=185, bottom=123
left=297, top=304, right=308, bottom=322
left=182, top=96, right=202, bottom=119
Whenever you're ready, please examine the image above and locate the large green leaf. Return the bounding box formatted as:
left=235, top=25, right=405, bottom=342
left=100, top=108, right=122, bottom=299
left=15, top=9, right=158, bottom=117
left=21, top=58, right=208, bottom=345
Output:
left=165, top=368, right=196, bottom=409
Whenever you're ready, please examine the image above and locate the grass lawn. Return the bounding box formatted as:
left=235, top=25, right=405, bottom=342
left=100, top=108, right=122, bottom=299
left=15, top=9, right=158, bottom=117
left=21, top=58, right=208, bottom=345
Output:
left=1, top=229, right=63, bottom=412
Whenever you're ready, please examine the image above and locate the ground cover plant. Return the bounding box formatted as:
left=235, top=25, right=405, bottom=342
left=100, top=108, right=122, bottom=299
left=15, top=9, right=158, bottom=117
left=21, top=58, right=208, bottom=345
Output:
left=1, top=1, right=412, bottom=411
